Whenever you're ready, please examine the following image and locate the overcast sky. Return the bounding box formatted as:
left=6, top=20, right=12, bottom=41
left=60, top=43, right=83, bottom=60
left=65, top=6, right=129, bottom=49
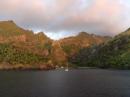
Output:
left=0, top=0, right=130, bottom=39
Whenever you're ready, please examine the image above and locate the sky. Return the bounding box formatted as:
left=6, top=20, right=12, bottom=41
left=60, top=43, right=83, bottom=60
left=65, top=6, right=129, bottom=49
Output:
left=0, top=0, right=130, bottom=40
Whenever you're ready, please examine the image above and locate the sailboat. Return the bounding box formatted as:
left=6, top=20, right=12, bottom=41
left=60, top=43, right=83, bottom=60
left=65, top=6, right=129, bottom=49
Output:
left=65, top=63, right=69, bottom=71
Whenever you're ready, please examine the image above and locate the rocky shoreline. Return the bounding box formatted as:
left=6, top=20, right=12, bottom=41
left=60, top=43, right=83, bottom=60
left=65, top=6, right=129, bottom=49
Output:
left=0, top=64, right=55, bottom=71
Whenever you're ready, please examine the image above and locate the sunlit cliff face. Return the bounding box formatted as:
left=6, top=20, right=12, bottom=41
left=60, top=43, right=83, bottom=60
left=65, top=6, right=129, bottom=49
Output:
left=0, top=0, right=130, bottom=39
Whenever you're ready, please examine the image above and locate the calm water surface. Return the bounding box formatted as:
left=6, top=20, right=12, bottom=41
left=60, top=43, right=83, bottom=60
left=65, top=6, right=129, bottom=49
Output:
left=0, top=69, right=130, bottom=97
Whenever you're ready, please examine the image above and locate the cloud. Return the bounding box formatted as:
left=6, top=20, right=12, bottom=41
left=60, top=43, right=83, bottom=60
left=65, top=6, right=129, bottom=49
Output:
left=0, top=0, right=130, bottom=39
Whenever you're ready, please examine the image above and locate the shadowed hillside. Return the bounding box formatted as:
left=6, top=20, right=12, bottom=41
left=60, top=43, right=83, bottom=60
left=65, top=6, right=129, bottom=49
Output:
left=71, top=28, right=130, bottom=69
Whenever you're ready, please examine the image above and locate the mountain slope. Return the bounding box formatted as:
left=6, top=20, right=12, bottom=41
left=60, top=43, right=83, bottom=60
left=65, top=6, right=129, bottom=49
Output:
left=0, top=20, right=52, bottom=55
left=0, top=20, right=111, bottom=70
left=59, top=32, right=110, bottom=56
left=0, top=21, right=53, bottom=70
left=71, top=28, right=130, bottom=69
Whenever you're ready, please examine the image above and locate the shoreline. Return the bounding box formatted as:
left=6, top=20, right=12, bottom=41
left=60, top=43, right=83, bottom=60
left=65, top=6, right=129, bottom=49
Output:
left=0, top=64, right=129, bottom=71
left=0, top=64, right=55, bottom=71
left=0, top=67, right=129, bottom=71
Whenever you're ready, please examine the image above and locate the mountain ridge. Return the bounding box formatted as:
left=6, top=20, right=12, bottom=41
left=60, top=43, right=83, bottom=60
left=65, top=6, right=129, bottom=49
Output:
left=71, top=28, right=130, bottom=69
left=0, top=20, right=114, bottom=70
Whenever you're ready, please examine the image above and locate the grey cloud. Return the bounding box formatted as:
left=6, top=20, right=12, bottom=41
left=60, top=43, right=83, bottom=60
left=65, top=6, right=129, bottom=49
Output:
left=0, top=0, right=130, bottom=39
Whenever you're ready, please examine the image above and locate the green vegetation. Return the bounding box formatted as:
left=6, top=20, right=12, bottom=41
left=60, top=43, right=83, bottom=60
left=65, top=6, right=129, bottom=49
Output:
left=62, top=45, right=75, bottom=54
left=0, top=43, right=48, bottom=65
left=1, top=20, right=130, bottom=70
left=0, top=21, right=53, bottom=69
left=70, top=29, right=130, bottom=69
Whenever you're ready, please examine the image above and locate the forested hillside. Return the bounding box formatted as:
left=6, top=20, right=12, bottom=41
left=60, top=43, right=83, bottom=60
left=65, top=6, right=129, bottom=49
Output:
left=71, top=28, right=130, bottom=69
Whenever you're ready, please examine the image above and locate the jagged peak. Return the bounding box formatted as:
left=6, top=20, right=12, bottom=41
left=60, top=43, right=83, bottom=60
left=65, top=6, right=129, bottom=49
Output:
left=36, top=32, right=49, bottom=38
left=77, top=32, right=100, bottom=39
left=78, top=32, right=90, bottom=36
left=36, top=32, right=45, bottom=36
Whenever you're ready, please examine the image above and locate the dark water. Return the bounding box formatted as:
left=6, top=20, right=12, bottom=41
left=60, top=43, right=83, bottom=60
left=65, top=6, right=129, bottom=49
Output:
left=0, top=69, right=130, bottom=97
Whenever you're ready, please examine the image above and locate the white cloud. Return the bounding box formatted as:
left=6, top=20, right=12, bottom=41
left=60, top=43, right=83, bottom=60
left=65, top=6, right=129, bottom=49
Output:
left=0, top=0, right=130, bottom=39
